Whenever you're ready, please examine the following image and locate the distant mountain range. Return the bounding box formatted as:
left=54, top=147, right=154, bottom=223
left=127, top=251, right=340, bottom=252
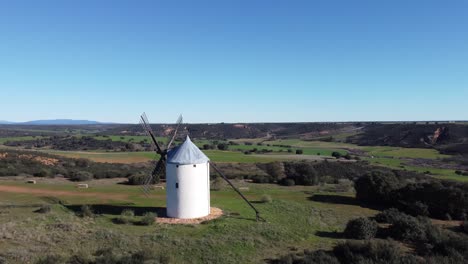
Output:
left=0, top=119, right=106, bottom=125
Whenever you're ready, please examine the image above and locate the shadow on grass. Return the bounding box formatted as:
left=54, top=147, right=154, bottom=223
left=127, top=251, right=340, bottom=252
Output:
left=65, top=204, right=260, bottom=222
left=315, top=230, right=343, bottom=239
left=64, top=204, right=167, bottom=217
left=308, top=194, right=359, bottom=205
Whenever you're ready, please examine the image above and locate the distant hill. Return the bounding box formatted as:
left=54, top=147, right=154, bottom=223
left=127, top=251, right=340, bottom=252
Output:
left=0, top=119, right=104, bottom=125
left=21, top=119, right=102, bottom=125
left=0, top=120, right=14, bottom=124
left=347, top=123, right=468, bottom=155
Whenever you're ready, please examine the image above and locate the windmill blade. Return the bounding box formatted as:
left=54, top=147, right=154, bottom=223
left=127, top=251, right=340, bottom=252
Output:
left=141, top=157, right=165, bottom=196
left=166, top=114, right=183, bottom=150
left=140, top=112, right=163, bottom=154
left=210, top=162, right=265, bottom=222
left=139, top=119, right=158, bottom=152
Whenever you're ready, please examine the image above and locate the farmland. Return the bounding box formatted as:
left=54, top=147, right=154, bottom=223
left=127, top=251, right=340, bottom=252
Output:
left=1, top=122, right=467, bottom=263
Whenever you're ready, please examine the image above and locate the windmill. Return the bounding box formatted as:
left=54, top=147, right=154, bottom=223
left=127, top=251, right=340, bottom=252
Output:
left=139, top=113, right=265, bottom=221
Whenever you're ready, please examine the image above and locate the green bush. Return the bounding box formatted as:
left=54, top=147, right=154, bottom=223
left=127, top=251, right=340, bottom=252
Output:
left=70, top=171, right=93, bottom=182
left=139, top=212, right=156, bottom=226
left=375, top=208, right=406, bottom=223
left=283, top=162, right=318, bottom=186
left=344, top=217, right=378, bottom=239
left=388, top=215, right=428, bottom=242
left=331, top=151, right=342, bottom=159
left=127, top=173, right=147, bottom=185
left=260, top=194, right=272, bottom=203
left=333, top=240, right=418, bottom=264
left=36, top=204, right=51, bottom=214
left=80, top=205, right=94, bottom=218
left=34, top=169, right=50, bottom=177
left=354, top=171, right=402, bottom=206
left=114, top=209, right=135, bottom=224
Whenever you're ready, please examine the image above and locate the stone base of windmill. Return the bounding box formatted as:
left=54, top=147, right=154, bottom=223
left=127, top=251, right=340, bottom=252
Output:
left=156, top=207, right=223, bottom=224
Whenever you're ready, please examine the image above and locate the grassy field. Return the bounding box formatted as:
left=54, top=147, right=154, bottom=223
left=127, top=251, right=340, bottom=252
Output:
left=1, top=133, right=465, bottom=182
left=361, top=146, right=450, bottom=159
left=43, top=150, right=290, bottom=163
left=93, top=135, right=172, bottom=144
left=0, top=178, right=377, bottom=263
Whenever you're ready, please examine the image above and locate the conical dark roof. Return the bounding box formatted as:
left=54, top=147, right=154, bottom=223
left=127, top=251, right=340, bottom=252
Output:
left=166, top=136, right=210, bottom=165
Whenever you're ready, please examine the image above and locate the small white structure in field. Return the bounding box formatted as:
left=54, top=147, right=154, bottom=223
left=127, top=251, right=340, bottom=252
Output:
left=27, top=180, right=36, bottom=184
left=166, top=136, right=210, bottom=219
left=77, top=183, right=89, bottom=189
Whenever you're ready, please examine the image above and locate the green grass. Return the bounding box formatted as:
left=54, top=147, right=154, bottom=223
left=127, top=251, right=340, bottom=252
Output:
left=361, top=146, right=450, bottom=159
left=364, top=157, right=468, bottom=182
left=0, top=180, right=377, bottom=263
left=92, top=135, right=172, bottom=143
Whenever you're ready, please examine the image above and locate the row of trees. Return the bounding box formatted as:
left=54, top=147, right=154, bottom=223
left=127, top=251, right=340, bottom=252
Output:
left=4, top=136, right=147, bottom=152
left=355, top=171, right=468, bottom=220
left=0, top=150, right=147, bottom=181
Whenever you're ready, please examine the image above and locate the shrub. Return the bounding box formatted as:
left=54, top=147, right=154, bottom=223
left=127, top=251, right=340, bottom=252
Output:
left=388, top=215, right=428, bottom=242
left=344, top=217, right=378, bottom=239
left=217, top=143, right=228, bottom=150
left=114, top=209, right=135, bottom=224
left=36, top=204, right=51, bottom=214
left=211, top=177, right=226, bottom=191
left=80, top=205, right=94, bottom=218
left=140, top=212, right=156, bottom=226
left=70, top=171, right=93, bottom=182
left=127, top=173, right=147, bottom=185
left=295, top=149, right=303, bottom=155
left=264, top=162, right=283, bottom=182
left=34, top=169, right=50, bottom=177
left=333, top=240, right=416, bottom=264
left=283, top=162, right=318, bottom=186
left=331, top=151, right=342, bottom=159
left=354, top=171, right=402, bottom=205
left=375, top=208, right=405, bottom=223
left=279, top=178, right=295, bottom=186
left=260, top=194, right=272, bottom=203
left=462, top=221, right=468, bottom=234
left=405, top=200, right=429, bottom=216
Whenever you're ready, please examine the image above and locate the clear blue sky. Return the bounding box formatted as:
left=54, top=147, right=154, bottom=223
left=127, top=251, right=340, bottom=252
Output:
left=0, top=0, right=467, bottom=123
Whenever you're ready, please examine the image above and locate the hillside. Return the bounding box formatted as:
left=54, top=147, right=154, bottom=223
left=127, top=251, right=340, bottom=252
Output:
left=347, top=123, right=468, bottom=155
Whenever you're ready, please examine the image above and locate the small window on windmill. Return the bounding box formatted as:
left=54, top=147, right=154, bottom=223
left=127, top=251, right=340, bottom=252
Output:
left=176, top=183, right=179, bottom=189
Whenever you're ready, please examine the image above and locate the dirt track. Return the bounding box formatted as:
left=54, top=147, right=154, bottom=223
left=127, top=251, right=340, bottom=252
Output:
left=0, top=185, right=129, bottom=200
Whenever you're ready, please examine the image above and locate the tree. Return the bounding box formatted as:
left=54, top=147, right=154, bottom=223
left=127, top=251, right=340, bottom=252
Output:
left=265, top=162, right=283, bottom=182
left=203, top=144, right=211, bottom=150
left=296, top=149, right=303, bottom=155
left=284, top=162, right=318, bottom=186
left=354, top=171, right=401, bottom=205
left=331, top=151, right=342, bottom=159
left=217, top=143, right=228, bottom=150
left=70, top=171, right=93, bottom=181
left=344, top=217, right=378, bottom=239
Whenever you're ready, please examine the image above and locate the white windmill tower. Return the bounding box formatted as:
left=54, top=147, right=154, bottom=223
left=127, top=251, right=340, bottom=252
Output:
left=139, top=113, right=265, bottom=221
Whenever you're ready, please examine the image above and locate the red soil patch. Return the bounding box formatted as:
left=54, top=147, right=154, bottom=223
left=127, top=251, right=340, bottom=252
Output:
left=0, top=185, right=128, bottom=201
left=156, top=207, right=223, bottom=224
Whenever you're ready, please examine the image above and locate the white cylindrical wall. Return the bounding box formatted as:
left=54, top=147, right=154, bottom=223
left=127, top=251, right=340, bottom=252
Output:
left=166, top=162, right=210, bottom=219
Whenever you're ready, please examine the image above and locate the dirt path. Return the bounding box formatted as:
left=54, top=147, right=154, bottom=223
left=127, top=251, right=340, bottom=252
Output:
left=0, top=185, right=129, bottom=201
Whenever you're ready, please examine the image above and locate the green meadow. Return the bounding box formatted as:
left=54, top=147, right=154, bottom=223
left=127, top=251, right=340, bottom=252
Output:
left=0, top=179, right=377, bottom=263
